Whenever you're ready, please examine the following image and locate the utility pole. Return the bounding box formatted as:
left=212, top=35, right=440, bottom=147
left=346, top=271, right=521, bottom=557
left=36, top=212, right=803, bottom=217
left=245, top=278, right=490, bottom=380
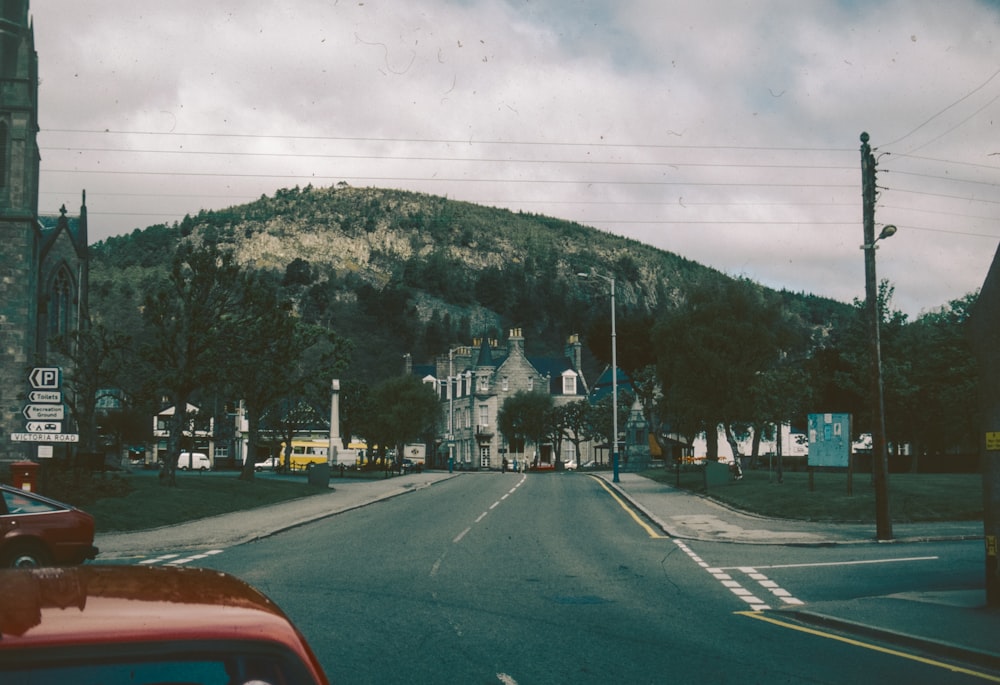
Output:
left=860, top=132, right=893, bottom=541
left=969, top=244, right=1000, bottom=607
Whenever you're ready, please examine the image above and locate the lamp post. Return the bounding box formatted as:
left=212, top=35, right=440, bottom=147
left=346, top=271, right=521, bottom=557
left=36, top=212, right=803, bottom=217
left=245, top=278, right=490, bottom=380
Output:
left=579, top=272, right=620, bottom=483
left=860, top=131, right=894, bottom=541
left=328, top=379, right=340, bottom=468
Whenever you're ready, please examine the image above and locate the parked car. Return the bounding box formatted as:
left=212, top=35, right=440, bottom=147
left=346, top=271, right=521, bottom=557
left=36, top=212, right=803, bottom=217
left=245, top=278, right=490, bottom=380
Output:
left=254, top=456, right=282, bottom=472
left=0, top=484, right=98, bottom=568
left=0, top=565, right=330, bottom=684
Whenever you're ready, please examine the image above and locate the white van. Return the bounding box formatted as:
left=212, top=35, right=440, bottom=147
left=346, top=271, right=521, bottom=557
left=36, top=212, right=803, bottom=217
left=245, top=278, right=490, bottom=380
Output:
left=178, top=452, right=212, bottom=471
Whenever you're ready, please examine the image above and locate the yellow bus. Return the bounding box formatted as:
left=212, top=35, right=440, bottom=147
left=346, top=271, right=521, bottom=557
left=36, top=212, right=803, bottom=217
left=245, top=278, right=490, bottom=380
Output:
left=279, top=439, right=329, bottom=471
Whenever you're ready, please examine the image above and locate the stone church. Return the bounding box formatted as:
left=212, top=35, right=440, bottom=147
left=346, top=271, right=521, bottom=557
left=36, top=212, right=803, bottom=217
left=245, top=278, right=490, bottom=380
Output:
left=1, top=2, right=89, bottom=462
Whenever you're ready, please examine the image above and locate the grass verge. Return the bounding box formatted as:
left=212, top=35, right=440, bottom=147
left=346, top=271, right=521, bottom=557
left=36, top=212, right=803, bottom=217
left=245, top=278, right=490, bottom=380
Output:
left=641, top=467, right=983, bottom=523
left=84, top=473, right=329, bottom=533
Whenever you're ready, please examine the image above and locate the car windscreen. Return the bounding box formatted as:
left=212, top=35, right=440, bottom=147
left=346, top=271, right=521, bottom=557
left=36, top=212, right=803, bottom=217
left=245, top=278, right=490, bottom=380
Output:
left=0, top=642, right=320, bottom=685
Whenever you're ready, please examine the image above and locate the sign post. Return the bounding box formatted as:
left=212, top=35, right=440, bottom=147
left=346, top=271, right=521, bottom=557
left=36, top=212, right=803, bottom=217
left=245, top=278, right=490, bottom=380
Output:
left=14, top=367, right=78, bottom=452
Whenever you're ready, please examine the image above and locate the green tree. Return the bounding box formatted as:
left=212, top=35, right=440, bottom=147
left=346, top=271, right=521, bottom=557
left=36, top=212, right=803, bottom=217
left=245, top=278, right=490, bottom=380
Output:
left=361, top=375, right=440, bottom=471
left=265, top=324, right=352, bottom=473
left=50, top=325, right=132, bottom=457
left=896, top=294, right=980, bottom=461
left=141, top=244, right=243, bottom=486
left=551, top=400, right=594, bottom=466
left=498, top=391, right=554, bottom=466
left=221, top=271, right=303, bottom=481
left=652, top=277, right=803, bottom=460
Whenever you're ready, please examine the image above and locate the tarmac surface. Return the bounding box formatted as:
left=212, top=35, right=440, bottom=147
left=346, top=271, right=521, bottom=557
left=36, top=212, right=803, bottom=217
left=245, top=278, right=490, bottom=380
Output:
left=96, top=469, right=998, bottom=673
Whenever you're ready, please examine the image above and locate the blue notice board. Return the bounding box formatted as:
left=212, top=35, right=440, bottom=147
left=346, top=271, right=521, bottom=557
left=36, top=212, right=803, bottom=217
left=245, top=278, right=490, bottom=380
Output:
left=807, top=413, right=851, bottom=467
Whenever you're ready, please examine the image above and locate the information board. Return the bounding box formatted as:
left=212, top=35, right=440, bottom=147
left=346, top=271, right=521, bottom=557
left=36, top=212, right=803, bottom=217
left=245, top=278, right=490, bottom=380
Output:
left=807, top=413, right=851, bottom=467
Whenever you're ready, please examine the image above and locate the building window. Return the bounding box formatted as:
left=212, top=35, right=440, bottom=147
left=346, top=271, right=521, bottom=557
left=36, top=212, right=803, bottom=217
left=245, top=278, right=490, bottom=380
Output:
left=478, top=404, right=489, bottom=428
left=563, top=443, right=577, bottom=463
left=502, top=376, right=509, bottom=391
left=527, top=377, right=534, bottom=391
left=562, top=372, right=577, bottom=395
left=0, top=121, right=7, bottom=192
left=478, top=374, right=489, bottom=393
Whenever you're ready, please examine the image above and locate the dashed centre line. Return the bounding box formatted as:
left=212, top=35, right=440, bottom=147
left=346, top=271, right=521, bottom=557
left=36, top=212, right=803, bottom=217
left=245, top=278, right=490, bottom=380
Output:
left=432, top=474, right=526, bottom=577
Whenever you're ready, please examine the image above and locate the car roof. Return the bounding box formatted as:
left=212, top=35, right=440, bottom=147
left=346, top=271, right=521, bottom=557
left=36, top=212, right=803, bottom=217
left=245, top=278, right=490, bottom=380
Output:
left=0, top=566, right=322, bottom=669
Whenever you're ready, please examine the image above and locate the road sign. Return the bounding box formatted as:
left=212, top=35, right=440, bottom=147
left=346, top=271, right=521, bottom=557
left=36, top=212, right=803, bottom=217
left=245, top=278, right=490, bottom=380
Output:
left=28, top=391, right=61, bottom=403
left=26, top=421, right=62, bottom=433
left=11, top=433, right=79, bottom=443
left=23, top=404, right=65, bottom=421
left=28, top=367, right=61, bottom=390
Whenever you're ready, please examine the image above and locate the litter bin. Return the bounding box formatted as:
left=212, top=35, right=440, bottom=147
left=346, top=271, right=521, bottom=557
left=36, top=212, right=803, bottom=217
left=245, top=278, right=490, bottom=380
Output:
left=12, top=461, right=39, bottom=492
left=307, top=463, right=330, bottom=488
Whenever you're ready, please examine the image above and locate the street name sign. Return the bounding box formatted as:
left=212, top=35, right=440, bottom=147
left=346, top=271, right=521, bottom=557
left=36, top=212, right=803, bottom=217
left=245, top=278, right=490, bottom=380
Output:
left=23, top=404, right=65, bottom=421
left=11, top=433, right=79, bottom=443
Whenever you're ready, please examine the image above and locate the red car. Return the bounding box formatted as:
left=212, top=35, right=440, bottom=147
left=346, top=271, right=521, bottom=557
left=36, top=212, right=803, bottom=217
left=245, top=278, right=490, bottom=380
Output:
left=0, top=484, right=98, bottom=568
left=0, top=565, right=330, bottom=685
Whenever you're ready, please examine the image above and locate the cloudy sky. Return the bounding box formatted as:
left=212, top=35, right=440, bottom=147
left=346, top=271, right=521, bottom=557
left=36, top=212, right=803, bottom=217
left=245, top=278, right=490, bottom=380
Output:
left=30, top=0, right=1000, bottom=317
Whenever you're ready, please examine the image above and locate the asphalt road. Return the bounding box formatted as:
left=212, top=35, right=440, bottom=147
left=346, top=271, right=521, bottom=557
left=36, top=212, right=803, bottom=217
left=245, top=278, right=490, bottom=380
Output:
left=169, top=473, right=991, bottom=684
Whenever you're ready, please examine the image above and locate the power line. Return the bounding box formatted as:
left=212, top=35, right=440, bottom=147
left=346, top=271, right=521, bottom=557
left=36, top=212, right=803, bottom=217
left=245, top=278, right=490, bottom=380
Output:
left=42, top=127, right=851, bottom=153
left=42, top=168, right=859, bottom=189
left=881, top=66, right=1000, bottom=150
left=38, top=145, right=858, bottom=172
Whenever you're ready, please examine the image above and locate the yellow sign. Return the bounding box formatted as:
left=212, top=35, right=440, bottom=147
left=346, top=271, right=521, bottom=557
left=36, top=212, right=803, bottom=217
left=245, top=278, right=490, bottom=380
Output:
left=988, top=432, right=1000, bottom=451
left=988, top=536, right=998, bottom=558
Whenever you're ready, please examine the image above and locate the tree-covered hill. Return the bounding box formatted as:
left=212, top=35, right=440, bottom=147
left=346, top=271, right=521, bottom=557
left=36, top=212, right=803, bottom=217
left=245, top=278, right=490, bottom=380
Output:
left=89, top=183, right=850, bottom=384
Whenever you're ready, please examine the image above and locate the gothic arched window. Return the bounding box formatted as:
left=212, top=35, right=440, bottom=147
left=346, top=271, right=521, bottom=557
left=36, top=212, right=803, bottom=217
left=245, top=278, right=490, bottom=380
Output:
left=49, top=268, right=74, bottom=338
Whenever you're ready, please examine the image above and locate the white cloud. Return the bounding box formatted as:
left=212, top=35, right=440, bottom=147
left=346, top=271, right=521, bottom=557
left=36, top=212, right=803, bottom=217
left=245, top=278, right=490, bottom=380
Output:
left=30, top=0, right=1000, bottom=316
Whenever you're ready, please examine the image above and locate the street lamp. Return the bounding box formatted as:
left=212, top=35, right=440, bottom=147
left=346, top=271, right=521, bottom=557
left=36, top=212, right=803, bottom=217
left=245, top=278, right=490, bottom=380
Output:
left=861, top=135, right=895, bottom=541
left=579, top=272, right=620, bottom=483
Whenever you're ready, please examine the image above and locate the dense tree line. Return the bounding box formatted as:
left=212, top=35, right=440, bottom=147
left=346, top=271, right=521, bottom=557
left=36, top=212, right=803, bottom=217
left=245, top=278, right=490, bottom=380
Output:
left=78, top=186, right=981, bottom=483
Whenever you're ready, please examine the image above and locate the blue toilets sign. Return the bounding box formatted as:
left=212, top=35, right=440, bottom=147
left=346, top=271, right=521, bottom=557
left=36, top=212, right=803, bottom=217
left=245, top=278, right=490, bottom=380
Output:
left=807, top=413, right=851, bottom=467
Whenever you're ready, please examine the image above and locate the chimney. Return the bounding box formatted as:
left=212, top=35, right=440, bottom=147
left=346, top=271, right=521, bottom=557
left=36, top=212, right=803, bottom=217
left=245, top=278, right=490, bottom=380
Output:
left=565, top=334, right=582, bottom=371
left=508, top=328, right=524, bottom=354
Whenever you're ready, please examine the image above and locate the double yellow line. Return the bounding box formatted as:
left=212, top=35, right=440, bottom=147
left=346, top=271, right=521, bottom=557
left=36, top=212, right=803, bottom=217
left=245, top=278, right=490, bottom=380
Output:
left=590, top=475, right=666, bottom=539
left=740, top=611, right=1000, bottom=682
left=590, top=475, right=1000, bottom=682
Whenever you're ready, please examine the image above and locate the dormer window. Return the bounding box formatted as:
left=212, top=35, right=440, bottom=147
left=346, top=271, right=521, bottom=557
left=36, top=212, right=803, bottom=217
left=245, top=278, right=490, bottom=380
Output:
left=562, top=371, right=577, bottom=395
left=478, top=375, right=489, bottom=393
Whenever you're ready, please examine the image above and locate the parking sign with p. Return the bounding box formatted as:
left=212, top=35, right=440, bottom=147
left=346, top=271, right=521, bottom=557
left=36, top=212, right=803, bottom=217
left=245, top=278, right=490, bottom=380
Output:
left=29, top=367, right=61, bottom=390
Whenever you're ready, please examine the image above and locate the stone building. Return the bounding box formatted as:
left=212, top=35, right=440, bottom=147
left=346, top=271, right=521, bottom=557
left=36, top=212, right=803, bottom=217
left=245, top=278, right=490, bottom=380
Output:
left=422, top=329, right=588, bottom=470
left=1, top=2, right=89, bottom=462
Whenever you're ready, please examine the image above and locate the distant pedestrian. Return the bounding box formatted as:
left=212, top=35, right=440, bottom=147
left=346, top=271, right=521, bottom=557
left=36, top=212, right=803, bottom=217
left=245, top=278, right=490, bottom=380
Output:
left=502, top=457, right=508, bottom=473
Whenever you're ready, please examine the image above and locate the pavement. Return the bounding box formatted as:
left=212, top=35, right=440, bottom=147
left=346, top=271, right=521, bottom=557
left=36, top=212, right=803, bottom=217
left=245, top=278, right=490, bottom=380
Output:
left=96, top=469, right=998, bottom=673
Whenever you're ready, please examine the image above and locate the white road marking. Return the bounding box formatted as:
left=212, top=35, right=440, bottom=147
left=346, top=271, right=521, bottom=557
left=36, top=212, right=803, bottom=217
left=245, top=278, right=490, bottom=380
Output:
left=674, top=539, right=782, bottom=611
left=727, top=556, right=938, bottom=570
left=433, top=474, right=526, bottom=576
left=139, top=550, right=224, bottom=566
